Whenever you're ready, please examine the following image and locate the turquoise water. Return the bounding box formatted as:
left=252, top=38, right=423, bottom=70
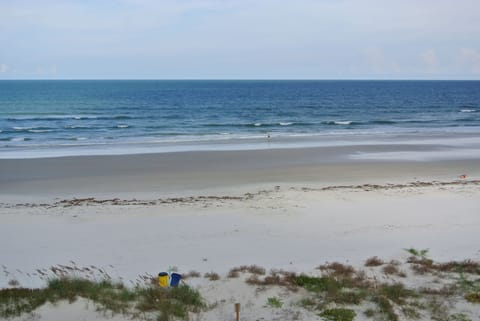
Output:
left=0, top=80, right=479, bottom=157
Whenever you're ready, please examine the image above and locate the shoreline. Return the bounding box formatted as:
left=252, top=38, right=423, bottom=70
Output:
left=2, top=129, right=480, bottom=160
left=2, top=141, right=480, bottom=202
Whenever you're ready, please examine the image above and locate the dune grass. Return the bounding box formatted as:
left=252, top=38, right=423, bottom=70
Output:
left=0, top=277, right=204, bottom=321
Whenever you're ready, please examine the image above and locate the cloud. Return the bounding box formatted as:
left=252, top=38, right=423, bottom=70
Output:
left=363, top=47, right=401, bottom=74
left=459, top=48, right=480, bottom=74
left=420, top=49, right=439, bottom=71
left=0, top=64, right=8, bottom=73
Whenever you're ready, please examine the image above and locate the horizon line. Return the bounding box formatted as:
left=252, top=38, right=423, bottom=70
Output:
left=1, top=78, right=480, bottom=81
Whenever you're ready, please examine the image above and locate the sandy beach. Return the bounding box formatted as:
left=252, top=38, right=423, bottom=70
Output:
left=1, top=143, right=480, bottom=320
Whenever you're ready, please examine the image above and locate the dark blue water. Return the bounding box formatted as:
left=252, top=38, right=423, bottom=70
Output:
left=1, top=80, right=479, bottom=157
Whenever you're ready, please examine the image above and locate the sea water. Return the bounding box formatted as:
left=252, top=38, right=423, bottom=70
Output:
left=0, top=80, right=479, bottom=158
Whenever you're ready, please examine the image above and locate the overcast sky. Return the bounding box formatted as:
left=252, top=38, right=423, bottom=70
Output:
left=0, top=0, right=479, bottom=79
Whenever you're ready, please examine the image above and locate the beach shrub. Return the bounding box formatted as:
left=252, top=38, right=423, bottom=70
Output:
left=380, top=283, right=418, bottom=305
left=318, top=262, right=355, bottom=277
left=449, top=313, right=473, bottom=321
left=229, top=265, right=266, bottom=275
left=465, top=292, right=480, bottom=303
left=294, top=275, right=342, bottom=293
left=266, top=297, right=283, bottom=308
left=372, top=295, right=398, bottom=321
left=365, top=256, right=384, bottom=267
left=204, top=272, right=220, bottom=281
left=319, top=308, right=356, bottom=321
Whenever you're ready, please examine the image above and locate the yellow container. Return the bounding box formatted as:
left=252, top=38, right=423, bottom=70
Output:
left=158, top=272, right=169, bottom=287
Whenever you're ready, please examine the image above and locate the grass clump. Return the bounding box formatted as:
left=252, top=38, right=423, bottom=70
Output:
left=379, top=283, right=418, bottom=305
left=136, top=285, right=204, bottom=321
left=372, top=295, right=398, bottom=321
left=464, top=292, right=480, bottom=303
left=382, top=264, right=406, bottom=277
left=246, top=270, right=298, bottom=290
left=0, top=288, right=47, bottom=318
left=319, top=308, right=356, bottom=321
left=229, top=265, right=266, bottom=276
left=183, top=270, right=201, bottom=279
left=266, top=297, right=283, bottom=308
left=204, top=272, right=220, bottom=281
left=318, top=262, right=355, bottom=278
left=294, top=275, right=341, bottom=293
left=365, top=256, right=384, bottom=267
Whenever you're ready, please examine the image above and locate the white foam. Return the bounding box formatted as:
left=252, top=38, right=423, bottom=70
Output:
left=116, top=124, right=129, bottom=128
left=460, top=109, right=476, bottom=113
left=254, top=123, right=262, bottom=127
left=28, top=129, right=53, bottom=133
left=279, top=122, right=293, bottom=126
left=334, top=121, right=353, bottom=125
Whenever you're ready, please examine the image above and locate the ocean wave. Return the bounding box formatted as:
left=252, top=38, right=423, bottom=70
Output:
left=6, top=115, right=132, bottom=121
left=10, top=137, right=32, bottom=142
left=116, top=124, right=129, bottom=128
left=28, top=129, right=53, bottom=133
left=203, top=121, right=314, bottom=128
left=323, top=121, right=355, bottom=125
left=64, top=125, right=92, bottom=129
left=460, top=109, right=476, bottom=113
left=13, top=126, right=53, bottom=132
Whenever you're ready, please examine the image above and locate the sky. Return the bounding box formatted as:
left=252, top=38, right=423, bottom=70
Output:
left=0, top=0, right=479, bottom=79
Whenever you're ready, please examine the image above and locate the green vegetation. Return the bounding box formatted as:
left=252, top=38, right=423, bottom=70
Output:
left=449, top=313, right=473, bottom=321
left=266, top=297, right=283, bottom=308
left=464, top=292, right=480, bottom=303
left=405, top=248, right=430, bottom=259
left=0, top=277, right=204, bottom=321
left=319, top=308, right=356, bottom=321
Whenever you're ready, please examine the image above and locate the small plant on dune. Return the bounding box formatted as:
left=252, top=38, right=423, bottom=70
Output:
left=182, top=270, right=201, bottom=279
left=204, top=272, right=220, bottom=281
left=382, top=264, right=407, bottom=277
left=405, top=248, right=430, bottom=259
left=464, top=292, right=480, bottom=303
left=229, top=265, right=266, bottom=276
left=449, top=313, right=473, bottom=321
left=245, top=270, right=298, bottom=290
left=266, top=297, right=283, bottom=308
left=318, top=262, right=355, bottom=278
left=319, top=308, right=356, bottom=321
left=227, top=269, right=240, bottom=278
left=365, top=256, right=384, bottom=267
left=294, top=275, right=341, bottom=293
left=371, top=294, right=398, bottom=321
left=136, top=285, right=204, bottom=321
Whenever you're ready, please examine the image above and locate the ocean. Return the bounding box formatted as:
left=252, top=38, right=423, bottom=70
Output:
left=0, top=80, right=479, bottom=158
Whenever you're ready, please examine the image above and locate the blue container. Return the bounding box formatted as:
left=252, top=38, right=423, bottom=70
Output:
left=170, top=273, right=182, bottom=287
